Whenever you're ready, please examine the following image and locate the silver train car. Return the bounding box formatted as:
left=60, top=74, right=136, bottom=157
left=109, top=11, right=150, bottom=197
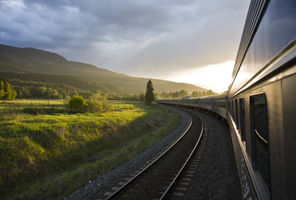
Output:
left=157, top=92, right=227, bottom=119
left=157, top=0, right=296, bottom=199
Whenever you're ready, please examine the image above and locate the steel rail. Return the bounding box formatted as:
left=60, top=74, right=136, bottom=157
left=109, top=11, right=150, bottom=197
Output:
left=160, top=111, right=205, bottom=199
left=105, top=112, right=193, bottom=200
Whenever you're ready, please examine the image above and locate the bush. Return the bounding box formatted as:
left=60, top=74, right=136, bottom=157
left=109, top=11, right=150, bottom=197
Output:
left=68, top=96, right=112, bottom=113
left=68, top=96, right=87, bottom=113
left=87, top=98, right=112, bottom=113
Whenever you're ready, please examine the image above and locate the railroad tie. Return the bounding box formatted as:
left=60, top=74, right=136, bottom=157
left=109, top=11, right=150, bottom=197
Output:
left=103, top=191, right=112, bottom=196
left=182, top=178, right=191, bottom=182
left=180, top=181, right=189, bottom=185
left=185, top=173, right=194, bottom=177
left=176, top=187, right=187, bottom=191
left=173, top=192, right=184, bottom=196
left=111, top=186, right=119, bottom=190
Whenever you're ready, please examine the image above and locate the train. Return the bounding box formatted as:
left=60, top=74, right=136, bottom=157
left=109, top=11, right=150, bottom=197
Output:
left=156, top=0, right=296, bottom=199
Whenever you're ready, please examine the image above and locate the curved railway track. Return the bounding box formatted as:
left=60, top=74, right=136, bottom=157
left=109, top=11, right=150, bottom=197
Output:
left=105, top=108, right=204, bottom=200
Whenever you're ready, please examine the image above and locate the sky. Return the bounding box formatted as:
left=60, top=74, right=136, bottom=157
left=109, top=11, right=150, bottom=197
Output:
left=0, top=0, right=250, bottom=92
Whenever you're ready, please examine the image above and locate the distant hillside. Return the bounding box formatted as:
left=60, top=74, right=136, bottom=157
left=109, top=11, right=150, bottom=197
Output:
left=0, top=44, right=206, bottom=95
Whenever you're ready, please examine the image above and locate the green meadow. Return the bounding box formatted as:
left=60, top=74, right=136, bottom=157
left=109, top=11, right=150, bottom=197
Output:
left=0, top=100, right=181, bottom=200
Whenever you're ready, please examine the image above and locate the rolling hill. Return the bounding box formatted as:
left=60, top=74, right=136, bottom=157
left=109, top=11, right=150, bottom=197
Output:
left=0, top=44, right=206, bottom=96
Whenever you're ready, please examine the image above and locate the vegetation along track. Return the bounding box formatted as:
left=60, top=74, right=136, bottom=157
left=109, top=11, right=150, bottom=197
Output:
left=105, top=107, right=204, bottom=200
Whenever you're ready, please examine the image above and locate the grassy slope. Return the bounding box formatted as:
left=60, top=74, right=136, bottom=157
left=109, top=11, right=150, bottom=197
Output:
left=0, top=44, right=206, bottom=94
left=0, top=100, right=181, bottom=200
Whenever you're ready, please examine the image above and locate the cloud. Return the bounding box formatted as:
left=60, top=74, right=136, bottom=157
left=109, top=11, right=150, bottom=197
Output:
left=0, top=0, right=249, bottom=90
left=0, top=0, right=96, bottom=48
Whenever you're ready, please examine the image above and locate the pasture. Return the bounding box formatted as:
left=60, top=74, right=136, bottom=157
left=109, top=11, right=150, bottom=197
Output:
left=0, top=99, right=181, bottom=200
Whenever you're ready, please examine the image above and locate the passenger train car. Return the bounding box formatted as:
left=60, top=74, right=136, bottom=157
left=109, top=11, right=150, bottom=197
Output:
left=157, top=0, right=296, bottom=199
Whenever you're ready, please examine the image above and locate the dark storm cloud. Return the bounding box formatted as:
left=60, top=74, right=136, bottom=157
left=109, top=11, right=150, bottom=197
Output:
left=0, top=0, right=249, bottom=76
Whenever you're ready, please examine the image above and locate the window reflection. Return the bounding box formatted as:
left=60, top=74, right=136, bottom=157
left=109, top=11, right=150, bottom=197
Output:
left=250, top=94, right=270, bottom=189
left=239, top=98, right=246, bottom=141
left=231, top=0, right=296, bottom=95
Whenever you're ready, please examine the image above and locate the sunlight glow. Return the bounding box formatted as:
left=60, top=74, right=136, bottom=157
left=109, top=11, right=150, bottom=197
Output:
left=168, top=61, right=234, bottom=93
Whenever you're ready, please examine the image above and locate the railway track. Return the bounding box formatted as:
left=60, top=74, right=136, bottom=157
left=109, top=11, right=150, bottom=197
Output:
left=105, top=108, right=204, bottom=200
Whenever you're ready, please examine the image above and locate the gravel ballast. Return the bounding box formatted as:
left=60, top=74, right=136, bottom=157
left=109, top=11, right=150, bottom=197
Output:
left=169, top=109, right=242, bottom=200
left=65, top=106, right=189, bottom=200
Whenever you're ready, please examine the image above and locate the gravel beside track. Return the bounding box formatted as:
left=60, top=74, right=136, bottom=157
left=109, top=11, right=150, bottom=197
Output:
left=167, top=109, right=242, bottom=200
left=111, top=110, right=202, bottom=200
left=65, top=106, right=189, bottom=200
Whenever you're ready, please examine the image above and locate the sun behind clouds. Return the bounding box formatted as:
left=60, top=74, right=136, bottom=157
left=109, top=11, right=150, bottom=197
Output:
left=168, top=61, right=234, bottom=93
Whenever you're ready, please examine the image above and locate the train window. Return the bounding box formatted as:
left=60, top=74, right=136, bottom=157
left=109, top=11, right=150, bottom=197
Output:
left=232, top=100, right=235, bottom=117
left=231, top=100, right=234, bottom=117
left=235, top=99, right=239, bottom=129
left=222, top=101, right=225, bottom=108
left=250, top=94, right=270, bottom=189
left=239, top=98, right=246, bottom=141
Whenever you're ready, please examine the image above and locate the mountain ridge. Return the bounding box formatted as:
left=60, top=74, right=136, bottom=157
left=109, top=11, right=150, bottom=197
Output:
left=0, top=44, right=207, bottom=95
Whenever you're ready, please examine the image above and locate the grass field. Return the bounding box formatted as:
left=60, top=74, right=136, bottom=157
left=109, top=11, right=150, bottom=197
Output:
left=0, top=99, right=66, bottom=113
left=1, top=99, right=66, bottom=104
left=0, top=99, right=181, bottom=200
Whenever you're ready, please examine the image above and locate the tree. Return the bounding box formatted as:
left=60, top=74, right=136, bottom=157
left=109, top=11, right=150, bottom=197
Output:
left=22, top=87, right=30, bottom=98
left=145, top=80, right=154, bottom=105
left=191, top=91, right=202, bottom=97
left=68, top=96, right=87, bottom=113
left=8, top=89, right=16, bottom=100
left=0, top=79, right=17, bottom=100
left=3, top=81, right=11, bottom=99
left=138, top=92, right=145, bottom=101
left=0, top=80, right=4, bottom=99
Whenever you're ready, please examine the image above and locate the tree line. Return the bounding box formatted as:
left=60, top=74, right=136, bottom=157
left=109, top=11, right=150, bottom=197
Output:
left=0, top=79, right=16, bottom=100
left=1, top=78, right=215, bottom=102
left=156, top=89, right=215, bottom=99
left=108, top=92, right=145, bottom=101
left=12, top=79, right=95, bottom=99
left=14, top=85, right=87, bottom=99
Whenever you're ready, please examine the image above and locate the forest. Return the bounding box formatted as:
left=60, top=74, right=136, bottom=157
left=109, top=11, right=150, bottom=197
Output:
left=1, top=73, right=215, bottom=101
left=156, top=89, right=215, bottom=99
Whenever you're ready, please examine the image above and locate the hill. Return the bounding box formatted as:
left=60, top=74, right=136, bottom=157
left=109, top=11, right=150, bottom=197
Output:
left=0, top=44, right=206, bottom=96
